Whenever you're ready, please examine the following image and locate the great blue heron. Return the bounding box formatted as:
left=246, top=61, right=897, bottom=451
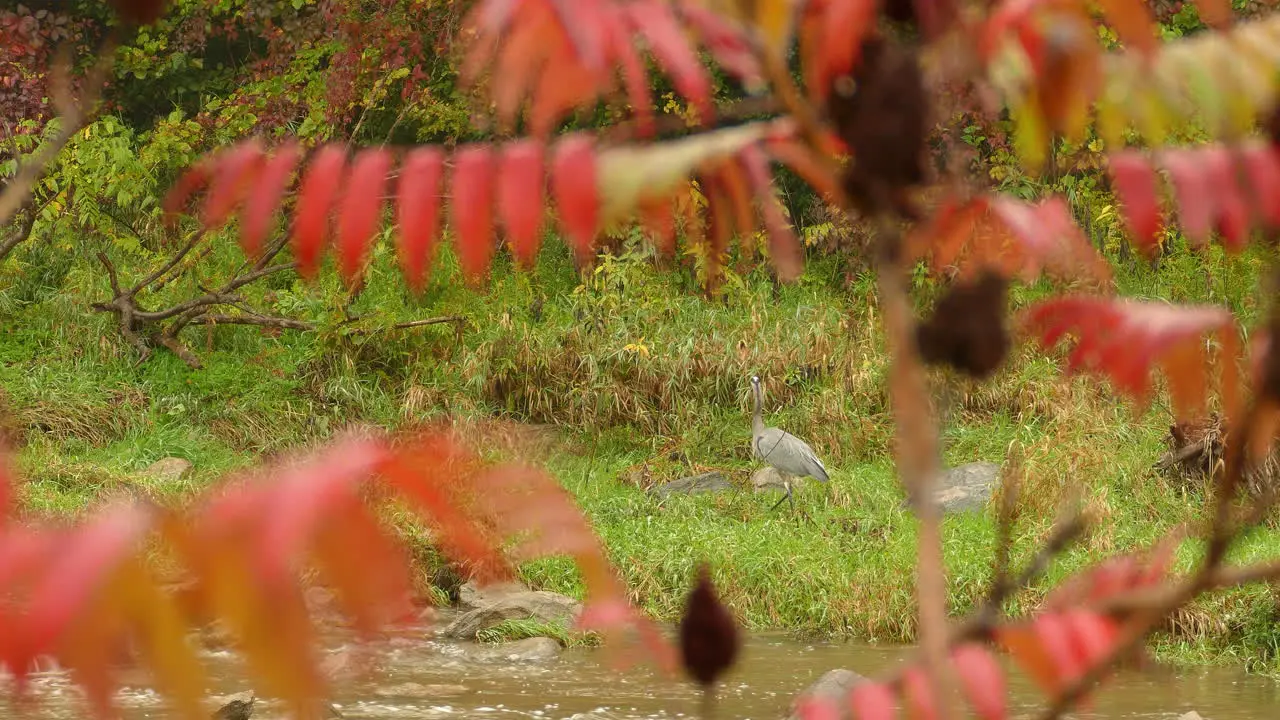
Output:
left=750, top=375, right=830, bottom=512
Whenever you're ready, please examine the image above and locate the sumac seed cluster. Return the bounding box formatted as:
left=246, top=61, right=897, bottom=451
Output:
left=916, top=270, right=1010, bottom=379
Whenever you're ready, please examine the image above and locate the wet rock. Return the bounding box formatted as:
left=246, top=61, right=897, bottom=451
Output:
left=462, top=636, right=563, bottom=663
left=458, top=579, right=530, bottom=611
left=211, top=692, right=255, bottom=720
left=651, top=471, right=732, bottom=497
left=934, top=461, right=1000, bottom=513
left=374, top=682, right=469, bottom=698
left=442, top=591, right=582, bottom=639
left=1178, top=713, right=1208, bottom=720
left=785, top=669, right=869, bottom=720
left=144, top=457, right=192, bottom=482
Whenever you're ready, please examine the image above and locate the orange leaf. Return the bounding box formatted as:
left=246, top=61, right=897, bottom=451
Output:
left=529, top=44, right=604, bottom=138
left=1193, top=0, right=1233, bottom=27
left=290, top=144, right=349, bottom=280
left=238, top=141, right=300, bottom=259
left=997, top=622, right=1060, bottom=695
left=848, top=680, right=897, bottom=720
left=497, top=139, right=547, bottom=269
left=335, top=148, right=392, bottom=289
left=1094, top=0, right=1157, bottom=56
left=550, top=135, right=601, bottom=266
left=640, top=197, right=678, bottom=258
left=951, top=643, right=1006, bottom=720
left=816, top=0, right=877, bottom=99
left=20, top=505, right=152, bottom=669
left=396, top=146, right=445, bottom=294
left=450, top=145, right=498, bottom=284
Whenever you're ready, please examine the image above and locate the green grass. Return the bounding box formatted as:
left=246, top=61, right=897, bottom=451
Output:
left=475, top=618, right=601, bottom=648
left=3, top=228, right=1280, bottom=672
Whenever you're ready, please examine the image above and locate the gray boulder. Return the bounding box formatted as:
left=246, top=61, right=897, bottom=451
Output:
left=458, top=580, right=530, bottom=611
left=144, top=457, right=192, bottom=482
left=462, top=637, right=563, bottom=663
left=651, top=471, right=732, bottom=497
left=786, top=669, right=869, bottom=720
left=934, top=461, right=1001, bottom=513
left=441, top=590, right=581, bottom=639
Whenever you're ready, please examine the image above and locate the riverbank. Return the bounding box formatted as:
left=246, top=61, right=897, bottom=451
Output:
left=2, top=238, right=1278, bottom=673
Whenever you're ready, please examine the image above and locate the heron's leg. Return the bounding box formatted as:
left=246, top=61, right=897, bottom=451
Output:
left=787, top=482, right=795, bottom=513
left=769, top=478, right=792, bottom=512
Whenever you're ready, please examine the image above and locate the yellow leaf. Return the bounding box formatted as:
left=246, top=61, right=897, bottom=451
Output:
left=115, top=561, right=207, bottom=719
left=1011, top=95, right=1047, bottom=175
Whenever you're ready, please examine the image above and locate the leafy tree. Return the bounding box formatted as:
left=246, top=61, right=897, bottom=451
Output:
left=4, top=0, right=1280, bottom=719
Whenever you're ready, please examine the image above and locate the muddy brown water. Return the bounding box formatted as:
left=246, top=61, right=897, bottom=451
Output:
left=2, top=626, right=1277, bottom=719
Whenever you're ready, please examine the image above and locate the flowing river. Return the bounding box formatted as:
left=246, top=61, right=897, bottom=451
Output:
left=3, top=623, right=1278, bottom=720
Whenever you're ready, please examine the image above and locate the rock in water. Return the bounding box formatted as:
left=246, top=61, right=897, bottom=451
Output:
left=212, top=694, right=254, bottom=720
left=461, top=637, right=563, bottom=663
left=441, top=590, right=581, bottom=639
left=785, top=669, right=869, bottom=720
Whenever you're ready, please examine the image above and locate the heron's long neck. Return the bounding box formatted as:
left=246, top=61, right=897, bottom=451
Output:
left=751, top=385, right=764, bottom=437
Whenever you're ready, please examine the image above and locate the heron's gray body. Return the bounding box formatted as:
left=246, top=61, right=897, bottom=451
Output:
left=750, top=376, right=829, bottom=511
left=752, top=427, right=830, bottom=483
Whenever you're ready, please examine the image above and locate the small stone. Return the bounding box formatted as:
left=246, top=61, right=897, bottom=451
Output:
left=650, top=471, right=732, bottom=498
left=143, top=457, right=192, bottom=482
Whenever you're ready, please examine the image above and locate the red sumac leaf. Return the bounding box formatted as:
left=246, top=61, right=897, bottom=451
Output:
left=741, top=146, right=803, bottom=282
left=625, top=0, right=715, bottom=123
left=1061, top=610, right=1119, bottom=669
left=550, top=135, right=601, bottom=266
left=796, top=697, right=841, bottom=720
left=396, top=147, right=445, bottom=294
left=162, top=161, right=212, bottom=224
left=202, top=140, right=265, bottom=231
left=1240, top=144, right=1280, bottom=228
left=902, top=666, right=939, bottom=720
left=1033, top=613, right=1082, bottom=688
left=1161, top=148, right=1215, bottom=245
left=290, top=144, right=349, bottom=280
left=848, top=680, right=897, bottom=720
left=952, top=643, right=1006, bottom=720
left=1109, top=152, right=1164, bottom=253
left=679, top=1, right=764, bottom=88
left=603, top=4, right=656, bottom=137
left=497, top=139, right=547, bottom=269
left=1023, top=296, right=1235, bottom=417
left=335, top=148, right=392, bottom=289
left=1202, top=149, right=1250, bottom=251
left=239, top=141, right=301, bottom=259
left=997, top=622, right=1060, bottom=695
left=450, top=145, right=498, bottom=284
